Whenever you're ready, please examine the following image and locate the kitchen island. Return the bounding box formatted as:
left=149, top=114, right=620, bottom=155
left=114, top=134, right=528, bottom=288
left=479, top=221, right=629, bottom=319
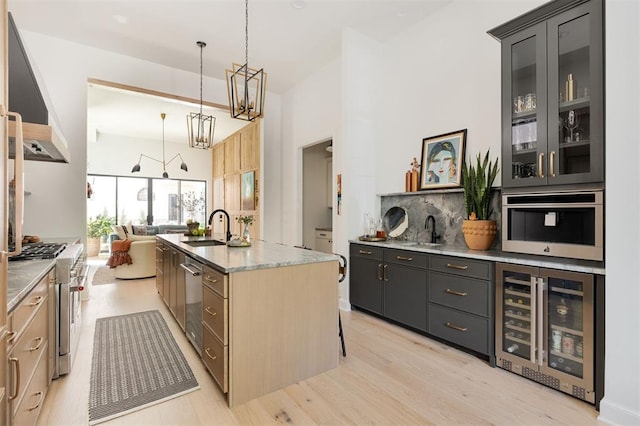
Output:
left=157, top=234, right=340, bottom=407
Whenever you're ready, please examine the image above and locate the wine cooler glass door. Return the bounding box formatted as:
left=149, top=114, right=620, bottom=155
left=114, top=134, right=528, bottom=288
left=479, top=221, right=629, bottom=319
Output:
left=498, top=265, right=537, bottom=364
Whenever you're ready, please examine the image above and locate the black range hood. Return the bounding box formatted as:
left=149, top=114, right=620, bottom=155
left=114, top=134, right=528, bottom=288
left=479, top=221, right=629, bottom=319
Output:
left=7, top=12, right=70, bottom=163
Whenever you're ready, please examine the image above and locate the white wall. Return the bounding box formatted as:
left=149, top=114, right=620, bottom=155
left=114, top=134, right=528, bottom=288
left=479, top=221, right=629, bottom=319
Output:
left=17, top=31, right=282, bottom=244
left=599, top=1, right=640, bottom=424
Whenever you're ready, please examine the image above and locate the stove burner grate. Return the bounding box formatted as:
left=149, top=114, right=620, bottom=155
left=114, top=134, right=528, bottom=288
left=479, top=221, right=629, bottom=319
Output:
left=8, top=242, right=68, bottom=261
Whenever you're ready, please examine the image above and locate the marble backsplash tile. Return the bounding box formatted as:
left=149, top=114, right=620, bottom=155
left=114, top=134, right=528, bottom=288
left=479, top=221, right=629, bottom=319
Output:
left=380, top=189, right=502, bottom=249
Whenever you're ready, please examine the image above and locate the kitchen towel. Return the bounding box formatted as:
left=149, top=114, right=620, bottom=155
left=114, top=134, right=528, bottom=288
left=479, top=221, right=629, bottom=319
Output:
left=88, top=310, right=199, bottom=424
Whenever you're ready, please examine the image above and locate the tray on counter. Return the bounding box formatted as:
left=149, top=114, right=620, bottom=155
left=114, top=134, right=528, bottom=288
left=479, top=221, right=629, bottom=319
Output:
left=358, top=235, right=387, bottom=242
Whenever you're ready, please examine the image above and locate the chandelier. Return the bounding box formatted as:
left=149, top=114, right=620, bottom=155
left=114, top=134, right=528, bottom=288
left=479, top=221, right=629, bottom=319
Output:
left=188, top=41, right=216, bottom=149
left=131, top=113, right=188, bottom=179
left=226, top=0, right=266, bottom=121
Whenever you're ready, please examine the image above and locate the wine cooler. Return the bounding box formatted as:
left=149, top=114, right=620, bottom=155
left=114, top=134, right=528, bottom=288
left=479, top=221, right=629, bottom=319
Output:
left=496, top=263, right=596, bottom=404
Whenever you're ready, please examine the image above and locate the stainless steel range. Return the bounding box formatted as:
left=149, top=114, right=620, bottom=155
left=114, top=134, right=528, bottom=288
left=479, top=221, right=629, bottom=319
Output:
left=54, top=243, right=86, bottom=378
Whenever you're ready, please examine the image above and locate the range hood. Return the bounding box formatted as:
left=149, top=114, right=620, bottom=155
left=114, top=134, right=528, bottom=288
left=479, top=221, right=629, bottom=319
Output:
left=7, top=12, right=70, bottom=163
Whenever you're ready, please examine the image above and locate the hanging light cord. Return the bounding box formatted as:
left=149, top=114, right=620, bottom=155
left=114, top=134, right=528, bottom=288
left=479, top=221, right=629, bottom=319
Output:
left=245, top=0, right=249, bottom=68
left=199, top=43, right=204, bottom=118
left=161, top=113, right=167, bottom=172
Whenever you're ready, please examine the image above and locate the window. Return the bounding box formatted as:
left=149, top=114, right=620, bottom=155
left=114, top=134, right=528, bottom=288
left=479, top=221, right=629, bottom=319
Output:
left=88, top=174, right=206, bottom=225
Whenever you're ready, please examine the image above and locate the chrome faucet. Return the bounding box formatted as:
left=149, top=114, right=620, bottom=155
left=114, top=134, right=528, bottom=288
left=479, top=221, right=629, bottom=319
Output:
left=425, top=215, right=441, bottom=244
left=208, top=209, right=232, bottom=242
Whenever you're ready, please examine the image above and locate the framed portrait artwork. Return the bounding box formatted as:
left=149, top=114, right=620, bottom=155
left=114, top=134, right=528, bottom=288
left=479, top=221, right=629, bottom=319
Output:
left=419, top=129, right=467, bottom=190
left=241, top=171, right=256, bottom=210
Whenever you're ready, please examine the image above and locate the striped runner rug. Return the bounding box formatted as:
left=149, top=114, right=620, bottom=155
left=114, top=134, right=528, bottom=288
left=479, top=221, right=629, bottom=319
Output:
left=88, top=310, right=199, bottom=424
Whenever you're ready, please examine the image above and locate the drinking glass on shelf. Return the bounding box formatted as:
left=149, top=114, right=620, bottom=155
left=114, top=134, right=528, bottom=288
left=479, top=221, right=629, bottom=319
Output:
left=563, top=110, right=579, bottom=143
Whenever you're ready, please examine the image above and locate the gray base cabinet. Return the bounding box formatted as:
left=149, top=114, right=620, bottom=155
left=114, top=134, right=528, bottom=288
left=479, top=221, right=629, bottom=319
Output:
left=350, top=243, right=494, bottom=364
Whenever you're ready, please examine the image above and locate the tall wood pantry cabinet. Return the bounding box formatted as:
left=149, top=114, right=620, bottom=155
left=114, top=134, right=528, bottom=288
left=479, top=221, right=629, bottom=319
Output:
left=1, top=0, right=9, bottom=421
left=488, top=0, right=604, bottom=189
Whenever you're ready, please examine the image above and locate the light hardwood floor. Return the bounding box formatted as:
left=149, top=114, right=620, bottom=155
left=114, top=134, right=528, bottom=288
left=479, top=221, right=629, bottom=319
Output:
left=37, top=259, right=603, bottom=425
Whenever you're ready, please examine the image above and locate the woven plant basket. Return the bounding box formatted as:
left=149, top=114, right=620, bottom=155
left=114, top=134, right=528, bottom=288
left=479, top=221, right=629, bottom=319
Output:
left=462, top=219, right=497, bottom=250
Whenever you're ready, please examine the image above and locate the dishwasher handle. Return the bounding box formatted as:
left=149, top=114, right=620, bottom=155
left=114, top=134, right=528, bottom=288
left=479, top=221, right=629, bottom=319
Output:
left=180, top=262, right=202, bottom=276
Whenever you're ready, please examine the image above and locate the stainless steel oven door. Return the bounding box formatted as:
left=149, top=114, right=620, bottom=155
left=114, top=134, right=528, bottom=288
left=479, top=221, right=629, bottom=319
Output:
left=55, top=273, right=84, bottom=377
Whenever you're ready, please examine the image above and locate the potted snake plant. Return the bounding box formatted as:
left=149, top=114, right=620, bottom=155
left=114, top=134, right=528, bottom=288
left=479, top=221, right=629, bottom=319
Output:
left=461, top=150, right=499, bottom=250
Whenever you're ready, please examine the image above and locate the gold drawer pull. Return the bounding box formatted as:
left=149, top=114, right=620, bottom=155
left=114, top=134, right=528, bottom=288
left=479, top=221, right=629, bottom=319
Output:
left=29, top=337, right=44, bottom=352
left=205, top=307, right=217, bottom=317
left=446, top=263, right=468, bottom=270
left=359, top=250, right=372, bottom=255
left=7, top=331, right=16, bottom=343
left=28, top=296, right=44, bottom=307
left=445, top=289, right=468, bottom=297
left=445, top=322, right=468, bottom=332
left=204, top=348, right=217, bottom=361
left=27, top=391, right=44, bottom=411
left=9, top=357, right=19, bottom=401
left=205, top=275, right=218, bottom=284
left=396, top=255, right=413, bottom=261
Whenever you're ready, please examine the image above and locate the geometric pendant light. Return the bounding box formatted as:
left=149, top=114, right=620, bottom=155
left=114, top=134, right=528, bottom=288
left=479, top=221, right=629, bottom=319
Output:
left=188, top=41, right=215, bottom=149
left=226, top=0, right=266, bottom=121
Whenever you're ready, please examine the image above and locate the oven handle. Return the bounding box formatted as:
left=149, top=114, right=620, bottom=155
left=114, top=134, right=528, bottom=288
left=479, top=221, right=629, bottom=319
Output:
left=69, top=276, right=84, bottom=292
left=180, top=262, right=202, bottom=276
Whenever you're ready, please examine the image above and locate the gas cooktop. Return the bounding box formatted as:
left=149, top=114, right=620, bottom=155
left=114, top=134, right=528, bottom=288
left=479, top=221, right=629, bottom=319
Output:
left=8, top=242, right=67, bottom=261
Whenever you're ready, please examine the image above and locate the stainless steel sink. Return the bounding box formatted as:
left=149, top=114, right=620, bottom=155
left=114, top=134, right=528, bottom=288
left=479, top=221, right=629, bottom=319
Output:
left=183, top=239, right=226, bottom=247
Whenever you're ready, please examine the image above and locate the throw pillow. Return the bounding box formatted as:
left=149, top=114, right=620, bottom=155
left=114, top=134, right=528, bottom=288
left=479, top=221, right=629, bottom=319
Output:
left=132, top=225, right=147, bottom=235
left=112, top=225, right=128, bottom=240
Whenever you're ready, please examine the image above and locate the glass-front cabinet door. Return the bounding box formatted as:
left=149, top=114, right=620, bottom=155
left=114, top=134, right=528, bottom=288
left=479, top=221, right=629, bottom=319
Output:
left=547, top=2, right=603, bottom=185
left=496, top=0, right=603, bottom=188
left=502, top=23, right=547, bottom=187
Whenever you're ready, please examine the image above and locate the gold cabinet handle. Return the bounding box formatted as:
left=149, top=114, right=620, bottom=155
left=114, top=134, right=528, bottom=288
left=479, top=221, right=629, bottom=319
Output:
left=28, top=296, right=43, bottom=307
left=396, top=255, right=413, bottom=261
left=7, top=331, right=16, bottom=344
left=549, top=151, right=556, bottom=177
left=9, top=357, right=19, bottom=401
left=27, top=391, right=44, bottom=411
left=205, top=307, right=217, bottom=317
left=204, top=275, right=218, bottom=284
left=359, top=250, right=372, bottom=255
left=29, top=337, right=44, bottom=352
left=538, top=152, right=545, bottom=179
left=446, top=263, right=468, bottom=270
left=383, top=264, right=389, bottom=282
left=204, top=348, right=217, bottom=361
left=377, top=263, right=383, bottom=281
left=445, top=322, right=468, bottom=332
left=445, top=289, right=468, bottom=297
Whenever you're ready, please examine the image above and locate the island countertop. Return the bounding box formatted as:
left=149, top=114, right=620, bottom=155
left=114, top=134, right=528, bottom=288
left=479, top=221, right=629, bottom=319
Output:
left=157, top=234, right=339, bottom=273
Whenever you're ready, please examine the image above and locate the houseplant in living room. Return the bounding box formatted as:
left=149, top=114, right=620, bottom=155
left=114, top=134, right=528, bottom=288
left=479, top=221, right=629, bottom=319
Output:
left=87, top=214, right=115, bottom=257
left=461, top=150, right=499, bottom=250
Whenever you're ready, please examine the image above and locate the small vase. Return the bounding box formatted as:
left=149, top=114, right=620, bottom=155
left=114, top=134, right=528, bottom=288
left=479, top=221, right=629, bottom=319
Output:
left=242, top=224, right=251, bottom=243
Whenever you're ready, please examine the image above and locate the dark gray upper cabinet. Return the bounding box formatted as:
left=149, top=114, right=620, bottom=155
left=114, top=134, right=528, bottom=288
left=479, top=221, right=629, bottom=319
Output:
left=489, top=0, right=603, bottom=189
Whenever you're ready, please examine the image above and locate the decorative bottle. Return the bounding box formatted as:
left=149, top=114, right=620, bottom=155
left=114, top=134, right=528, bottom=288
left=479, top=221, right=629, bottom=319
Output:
left=565, top=73, right=577, bottom=101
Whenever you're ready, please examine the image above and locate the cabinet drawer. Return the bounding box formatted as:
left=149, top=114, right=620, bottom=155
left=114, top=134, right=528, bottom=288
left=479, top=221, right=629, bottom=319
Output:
left=385, top=248, right=428, bottom=268
left=430, top=255, right=492, bottom=280
left=11, top=275, right=48, bottom=338
left=10, top=304, right=48, bottom=410
left=429, top=271, right=489, bottom=317
left=202, top=284, right=228, bottom=345
left=315, top=229, right=332, bottom=239
left=12, top=343, right=48, bottom=424
left=428, top=304, right=489, bottom=355
left=202, top=326, right=228, bottom=393
left=202, top=265, right=228, bottom=297
left=350, top=244, right=383, bottom=261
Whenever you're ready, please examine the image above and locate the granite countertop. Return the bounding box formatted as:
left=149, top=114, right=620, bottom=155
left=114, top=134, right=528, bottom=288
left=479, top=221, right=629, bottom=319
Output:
left=7, top=258, right=56, bottom=312
left=351, top=239, right=606, bottom=275
left=158, top=234, right=339, bottom=273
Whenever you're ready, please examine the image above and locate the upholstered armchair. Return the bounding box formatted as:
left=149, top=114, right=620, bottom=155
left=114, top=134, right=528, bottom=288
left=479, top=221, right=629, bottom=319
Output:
left=113, top=238, right=156, bottom=279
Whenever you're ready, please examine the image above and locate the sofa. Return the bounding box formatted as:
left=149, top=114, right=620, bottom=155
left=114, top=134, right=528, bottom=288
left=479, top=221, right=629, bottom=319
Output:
left=109, top=224, right=188, bottom=279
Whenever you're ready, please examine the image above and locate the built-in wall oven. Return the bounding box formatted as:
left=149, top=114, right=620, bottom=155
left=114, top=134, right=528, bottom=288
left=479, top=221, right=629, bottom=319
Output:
left=181, top=257, right=203, bottom=356
left=54, top=244, right=86, bottom=378
left=502, top=188, right=603, bottom=261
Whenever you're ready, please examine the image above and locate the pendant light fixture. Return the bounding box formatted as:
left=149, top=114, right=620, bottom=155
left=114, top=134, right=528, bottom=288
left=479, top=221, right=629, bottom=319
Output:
left=131, top=113, right=188, bottom=179
left=226, top=0, right=266, bottom=121
left=188, top=41, right=215, bottom=149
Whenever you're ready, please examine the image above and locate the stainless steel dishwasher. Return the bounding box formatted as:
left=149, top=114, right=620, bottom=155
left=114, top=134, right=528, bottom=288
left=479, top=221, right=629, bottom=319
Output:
left=180, top=257, right=203, bottom=356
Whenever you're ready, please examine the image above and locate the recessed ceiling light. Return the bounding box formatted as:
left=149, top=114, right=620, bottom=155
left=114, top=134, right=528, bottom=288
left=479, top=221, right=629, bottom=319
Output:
left=113, top=14, right=128, bottom=24
left=291, top=0, right=306, bottom=10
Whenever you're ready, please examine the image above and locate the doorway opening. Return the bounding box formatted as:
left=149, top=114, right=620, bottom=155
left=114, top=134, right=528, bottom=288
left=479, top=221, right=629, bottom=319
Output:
left=302, top=139, right=333, bottom=251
